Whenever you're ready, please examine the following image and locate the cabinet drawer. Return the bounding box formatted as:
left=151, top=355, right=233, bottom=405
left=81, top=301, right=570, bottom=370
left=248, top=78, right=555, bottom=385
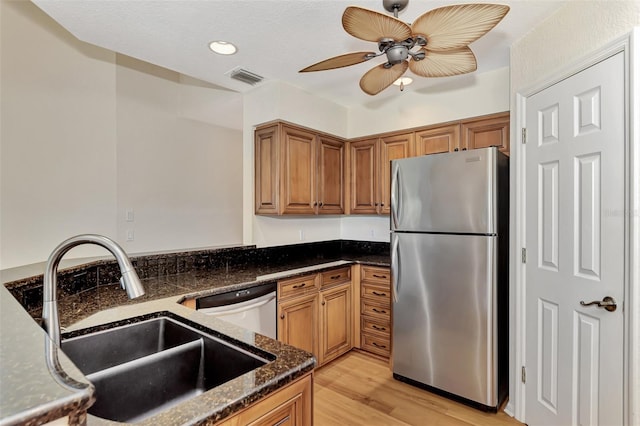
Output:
left=319, top=267, right=351, bottom=287
left=361, top=282, right=390, bottom=303
left=361, top=333, right=391, bottom=357
left=361, top=317, right=390, bottom=337
left=278, top=274, right=318, bottom=299
left=360, top=266, right=390, bottom=285
left=361, top=299, right=391, bottom=320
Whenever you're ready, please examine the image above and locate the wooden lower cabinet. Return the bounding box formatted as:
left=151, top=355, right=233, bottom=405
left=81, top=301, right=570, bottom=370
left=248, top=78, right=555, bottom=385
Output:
left=319, top=282, right=352, bottom=365
left=277, top=267, right=353, bottom=367
left=215, top=373, right=313, bottom=426
left=278, top=292, right=319, bottom=357
left=359, top=266, right=392, bottom=359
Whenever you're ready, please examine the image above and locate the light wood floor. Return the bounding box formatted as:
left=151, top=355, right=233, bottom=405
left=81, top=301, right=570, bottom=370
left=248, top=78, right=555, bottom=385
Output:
left=314, top=351, right=523, bottom=426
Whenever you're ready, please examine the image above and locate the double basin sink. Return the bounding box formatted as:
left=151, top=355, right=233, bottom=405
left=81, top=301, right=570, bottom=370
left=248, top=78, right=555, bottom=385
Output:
left=60, top=312, right=273, bottom=423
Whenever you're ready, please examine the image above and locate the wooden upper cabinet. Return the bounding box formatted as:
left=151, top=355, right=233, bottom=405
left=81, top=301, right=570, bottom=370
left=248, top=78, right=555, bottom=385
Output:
left=256, top=112, right=509, bottom=215
left=317, top=136, right=344, bottom=214
left=282, top=125, right=316, bottom=214
left=379, top=133, right=414, bottom=215
left=461, top=112, right=510, bottom=154
left=255, top=125, right=280, bottom=214
left=348, top=139, right=377, bottom=214
left=255, top=121, right=345, bottom=215
left=415, top=124, right=460, bottom=156
left=349, top=133, right=413, bottom=215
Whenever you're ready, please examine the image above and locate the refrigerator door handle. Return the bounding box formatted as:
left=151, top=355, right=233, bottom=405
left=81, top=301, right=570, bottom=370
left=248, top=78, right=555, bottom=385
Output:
left=391, top=233, right=400, bottom=303
left=391, top=163, right=401, bottom=229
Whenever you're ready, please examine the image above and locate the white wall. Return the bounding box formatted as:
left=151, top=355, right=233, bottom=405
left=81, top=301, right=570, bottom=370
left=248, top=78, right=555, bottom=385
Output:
left=0, top=0, right=117, bottom=268
left=511, top=0, right=640, bottom=93
left=348, top=66, right=510, bottom=138
left=0, top=0, right=244, bottom=269
left=116, top=55, right=243, bottom=254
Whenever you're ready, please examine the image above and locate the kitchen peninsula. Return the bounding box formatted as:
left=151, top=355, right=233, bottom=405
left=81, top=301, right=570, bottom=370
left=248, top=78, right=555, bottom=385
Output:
left=1, top=240, right=389, bottom=426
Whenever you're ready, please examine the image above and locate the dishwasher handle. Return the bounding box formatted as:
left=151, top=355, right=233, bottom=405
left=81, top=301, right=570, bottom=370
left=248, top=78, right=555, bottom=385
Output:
left=199, top=292, right=276, bottom=316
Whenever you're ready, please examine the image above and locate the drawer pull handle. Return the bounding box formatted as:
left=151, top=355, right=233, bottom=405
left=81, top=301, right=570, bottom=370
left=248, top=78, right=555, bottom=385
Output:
left=330, top=275, right=341, bottom=280
left=372, top=342, right=387, bottom=349
left=372, top=274, right=388, bottom=279
left=372, top=291, right=387, bottom=296
left=273, top=416, right=291, bottom=426
left=293, top=283, right=306, bottom=289
left=372, top=308, right=387, bottom=314
left=372, top=325, right=386, bottom=331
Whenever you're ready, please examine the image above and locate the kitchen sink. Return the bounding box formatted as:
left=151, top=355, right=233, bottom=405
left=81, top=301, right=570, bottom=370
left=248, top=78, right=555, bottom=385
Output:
left=61, top=313, right=271, bottom=423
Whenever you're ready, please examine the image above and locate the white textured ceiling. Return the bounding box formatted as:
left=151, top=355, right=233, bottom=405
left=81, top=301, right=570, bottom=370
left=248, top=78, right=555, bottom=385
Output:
left=32, top=0, right=566, bottom=111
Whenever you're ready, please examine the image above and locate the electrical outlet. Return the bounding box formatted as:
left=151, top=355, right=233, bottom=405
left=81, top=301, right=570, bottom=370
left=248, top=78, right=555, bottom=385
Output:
left=369, top=228, right=375, bottom=237
left=299, top=229, right=305, bottom=241
left=126, top=208, right=135, bottom=222
left=126, top=230, right=135, bottom=242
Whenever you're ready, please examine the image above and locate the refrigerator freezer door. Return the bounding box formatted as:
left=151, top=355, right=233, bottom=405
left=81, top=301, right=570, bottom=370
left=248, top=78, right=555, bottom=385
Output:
left=392, top=232, right=498, bottom=407
left=391, top=148, right=497, bottom=234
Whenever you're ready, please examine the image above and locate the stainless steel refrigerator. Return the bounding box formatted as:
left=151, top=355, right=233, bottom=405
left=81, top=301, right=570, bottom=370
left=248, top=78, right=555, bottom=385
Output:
left=390, top=147, right=509, bottom=411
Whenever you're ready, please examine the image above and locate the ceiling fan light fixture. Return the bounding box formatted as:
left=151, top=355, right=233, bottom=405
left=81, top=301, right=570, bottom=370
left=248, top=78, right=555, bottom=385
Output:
left=208, top=40, right=237, bottom=55
left=393, top=77, right=413, bottom=87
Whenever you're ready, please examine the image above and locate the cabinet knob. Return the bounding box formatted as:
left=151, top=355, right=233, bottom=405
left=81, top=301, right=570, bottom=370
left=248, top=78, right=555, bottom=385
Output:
left=462, top=147, right=467, bottom=151
left=374, top=202, right=378, bottom=206
left=380, top=203, right=384, bottom=207
left=321, top=300, right=326, bottom=306
left=454, top=148, right=459, bottom=152
left=313, top=202, right=318, bottom=207
left=280, top=314, right=285, bottom=319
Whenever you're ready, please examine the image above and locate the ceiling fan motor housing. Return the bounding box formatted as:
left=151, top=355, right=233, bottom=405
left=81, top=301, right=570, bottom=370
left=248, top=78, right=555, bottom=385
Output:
left=386, top=45, right=409, bottom=64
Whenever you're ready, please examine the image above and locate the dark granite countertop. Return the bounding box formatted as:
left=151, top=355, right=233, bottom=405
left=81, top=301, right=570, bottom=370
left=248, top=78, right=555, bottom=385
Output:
left=1, top=242, right=390, bottom=426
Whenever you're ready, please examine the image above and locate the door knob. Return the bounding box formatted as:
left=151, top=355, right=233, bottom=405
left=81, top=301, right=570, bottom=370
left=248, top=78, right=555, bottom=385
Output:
left=580, top=296, right=617, bottom=312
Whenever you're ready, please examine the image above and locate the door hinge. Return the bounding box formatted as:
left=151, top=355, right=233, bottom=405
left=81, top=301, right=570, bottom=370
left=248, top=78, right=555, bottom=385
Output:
left=521, top=128, right=527, bottom=144
left=521, top=366, right=526, bottom=383
left=521, top=248, right=527, bottom=263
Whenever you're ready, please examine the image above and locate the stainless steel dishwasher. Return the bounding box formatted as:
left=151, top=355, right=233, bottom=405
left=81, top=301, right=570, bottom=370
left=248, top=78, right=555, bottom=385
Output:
left=196, top=282, right=277, bottom=339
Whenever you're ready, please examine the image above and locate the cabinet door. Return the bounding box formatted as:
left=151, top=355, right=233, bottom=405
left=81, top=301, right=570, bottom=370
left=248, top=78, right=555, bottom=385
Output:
left=216, top=373, right=312, bottom=426
left=317, top=136, right=344, bottom=214
left=278, top=292, right=318, bottom=357
left=460, top=112, right=510, bottom=154
left=319, top=283, right=352, bottom=365
left=254, top=125, right=280, bottom=214
left=348, top=139, right=378, bottom=214
left=281, top=125, right=316, bottom=214
left=415, top=124, right=460, bottom=156
left=379, top=133, right=414, bottom=215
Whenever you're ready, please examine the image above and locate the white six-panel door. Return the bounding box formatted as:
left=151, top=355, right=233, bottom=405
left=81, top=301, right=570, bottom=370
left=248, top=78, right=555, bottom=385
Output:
left=525, top=51, right=625, bottom=425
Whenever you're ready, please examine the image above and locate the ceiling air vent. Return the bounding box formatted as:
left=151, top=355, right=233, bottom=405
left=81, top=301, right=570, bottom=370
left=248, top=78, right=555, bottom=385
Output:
left=228, top=67, right=264, bottom=86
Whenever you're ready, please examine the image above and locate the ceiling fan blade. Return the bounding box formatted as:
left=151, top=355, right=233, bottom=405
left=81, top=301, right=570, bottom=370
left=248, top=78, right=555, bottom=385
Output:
left=299, top=52, right=376, bottom=72
left=411, top=4, right=509, bottom=51
left=360, top=61, right=409, bottom=96
left=409, top=47, right=477, bottom=77
left=343, top=6, right=411, bottom=42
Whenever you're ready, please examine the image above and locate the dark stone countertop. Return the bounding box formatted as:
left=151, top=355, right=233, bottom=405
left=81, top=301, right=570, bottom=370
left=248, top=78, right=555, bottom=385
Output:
left=1, top=248, right=390, bottom=426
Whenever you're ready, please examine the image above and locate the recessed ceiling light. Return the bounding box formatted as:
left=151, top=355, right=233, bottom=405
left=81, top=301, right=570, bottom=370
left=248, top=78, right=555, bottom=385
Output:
left=209, top=41, right=237, bottom=55
left=393, top=77, right=413, bottom=87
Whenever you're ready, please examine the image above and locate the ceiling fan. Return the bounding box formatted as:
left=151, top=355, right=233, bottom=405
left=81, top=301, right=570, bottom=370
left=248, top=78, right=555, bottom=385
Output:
left=299, top=0, right=509, bottom=96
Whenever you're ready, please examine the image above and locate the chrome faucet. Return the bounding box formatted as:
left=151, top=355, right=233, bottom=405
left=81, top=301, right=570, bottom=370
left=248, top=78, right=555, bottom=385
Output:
left=42, top=234, right=145, bottom=346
